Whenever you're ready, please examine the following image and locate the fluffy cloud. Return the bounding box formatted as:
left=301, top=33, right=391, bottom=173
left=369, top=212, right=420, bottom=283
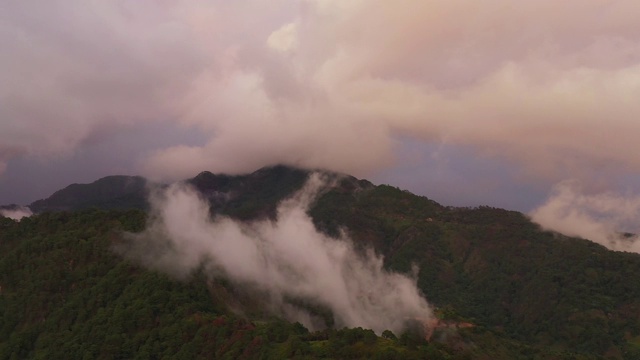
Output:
left=2, top=0, right=640, bottom=183
left=530, top=180, right=640, bottom=253
left=0, top=1, right=207, bottom=165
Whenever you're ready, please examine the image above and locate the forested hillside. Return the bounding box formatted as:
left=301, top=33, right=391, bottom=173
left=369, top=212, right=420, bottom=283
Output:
left=0, top=210, right=462, bottom=359
left=311, top=184, right=640, bottom=358
left=1, top=166, right=640, bottom=359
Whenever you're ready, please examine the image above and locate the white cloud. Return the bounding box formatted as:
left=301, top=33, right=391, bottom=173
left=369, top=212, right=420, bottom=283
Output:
left=121, top=174, right=433, bottom=333
left=530, top=180, right=640, bottom=253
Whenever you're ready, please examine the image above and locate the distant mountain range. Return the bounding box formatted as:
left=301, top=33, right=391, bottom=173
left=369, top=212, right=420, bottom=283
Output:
left=2, top=165, right=640, bottom=359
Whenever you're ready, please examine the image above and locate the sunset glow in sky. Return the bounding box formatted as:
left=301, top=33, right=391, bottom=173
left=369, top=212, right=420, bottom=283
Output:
left=2, top=1, right=640, bottom=245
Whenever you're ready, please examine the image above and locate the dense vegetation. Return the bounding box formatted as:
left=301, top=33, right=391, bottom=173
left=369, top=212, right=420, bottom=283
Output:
left=0, top=210, right=462, bottom=359
left=311, top=184, right=640, bottom=359
left=2, top=165, right=640, bottom=358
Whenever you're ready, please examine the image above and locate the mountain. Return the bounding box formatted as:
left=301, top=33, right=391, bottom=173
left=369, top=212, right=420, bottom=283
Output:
left=190, top=165, right=374, bottom=220
left=2, top=165, right=640, bottom=359
left=188, top=165, right=315, bottom=220
left=23, top=165, right=370, bottom=219
left=28, top=175, right=150, bottom=213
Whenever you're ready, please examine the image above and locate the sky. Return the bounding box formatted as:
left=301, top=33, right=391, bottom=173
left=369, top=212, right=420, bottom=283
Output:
left=2, top=1, right=640, bottom=241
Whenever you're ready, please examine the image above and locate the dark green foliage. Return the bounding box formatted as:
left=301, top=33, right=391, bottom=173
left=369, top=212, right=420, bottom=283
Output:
left=310, top=187, right=640, bottom=359
left=189, top=165, right=311, bottom=220
left=0, top=210, right=262, bottom=359
left=3, top=165, right=640, bottom=359
left=381, top=330, right=397, bottom=340
left=0, top=209, right=457, bottom=359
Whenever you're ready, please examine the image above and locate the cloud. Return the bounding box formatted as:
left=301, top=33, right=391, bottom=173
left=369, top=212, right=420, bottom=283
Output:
left=267, top=22, right=298, bottom=53
left=120, top=174, right=433, bottom=333
left=0, top=1, right=228, bottom=172
left=0, top=206, right=33, bottom=221
left=2, top=0, right=640, bottom=185
left=530, top=180, right=640, bottom=253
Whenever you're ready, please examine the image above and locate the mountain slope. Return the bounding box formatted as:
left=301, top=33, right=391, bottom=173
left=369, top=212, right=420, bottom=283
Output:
left=189, top=164, right=314, bottom=220
left=2, top=165, right=640, bottom=358
left=310, top=191, right=640, bottom=357
left=0, top=210, right=462, bottom=359
left=28, top=175, right=149, bottom=213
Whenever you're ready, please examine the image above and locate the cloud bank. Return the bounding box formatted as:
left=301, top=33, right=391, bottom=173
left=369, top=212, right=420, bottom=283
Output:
left=122, top=174, right=433, bottom=333
left=2, top=0, right=640, bottom=184
left=531, top=180, right=640, bottom=254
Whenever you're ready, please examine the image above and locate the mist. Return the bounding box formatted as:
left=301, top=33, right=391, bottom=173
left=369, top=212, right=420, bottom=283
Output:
left=530, top=180, right=640, bottom=254
left=0, top=206, right=33, bottom=221
left=121, top=174, right=433, bottom=334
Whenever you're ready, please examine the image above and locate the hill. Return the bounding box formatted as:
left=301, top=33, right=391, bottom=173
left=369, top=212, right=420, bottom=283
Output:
left=21, top=165, right=363, bottom=217
left=1, top=165, right=640, bottom=359
left=28, top=175, right=149, bottom=213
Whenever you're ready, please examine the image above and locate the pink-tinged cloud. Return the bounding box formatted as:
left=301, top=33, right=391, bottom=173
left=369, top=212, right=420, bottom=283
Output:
left=531, top=180, right=640, bottom=254
left=1, top=0, right=639, bottom=184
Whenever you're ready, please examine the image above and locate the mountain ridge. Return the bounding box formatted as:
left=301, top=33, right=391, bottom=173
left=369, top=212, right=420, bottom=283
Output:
left=27, top=175, right=150, bottom=213
left=21, top=165, right=374, bottom=219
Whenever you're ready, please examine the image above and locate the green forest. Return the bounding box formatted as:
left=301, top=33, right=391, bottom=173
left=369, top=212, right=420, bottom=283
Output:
left=1, top=166, right=640, bottom=359
left=0, top=210, right=459, bottom=359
